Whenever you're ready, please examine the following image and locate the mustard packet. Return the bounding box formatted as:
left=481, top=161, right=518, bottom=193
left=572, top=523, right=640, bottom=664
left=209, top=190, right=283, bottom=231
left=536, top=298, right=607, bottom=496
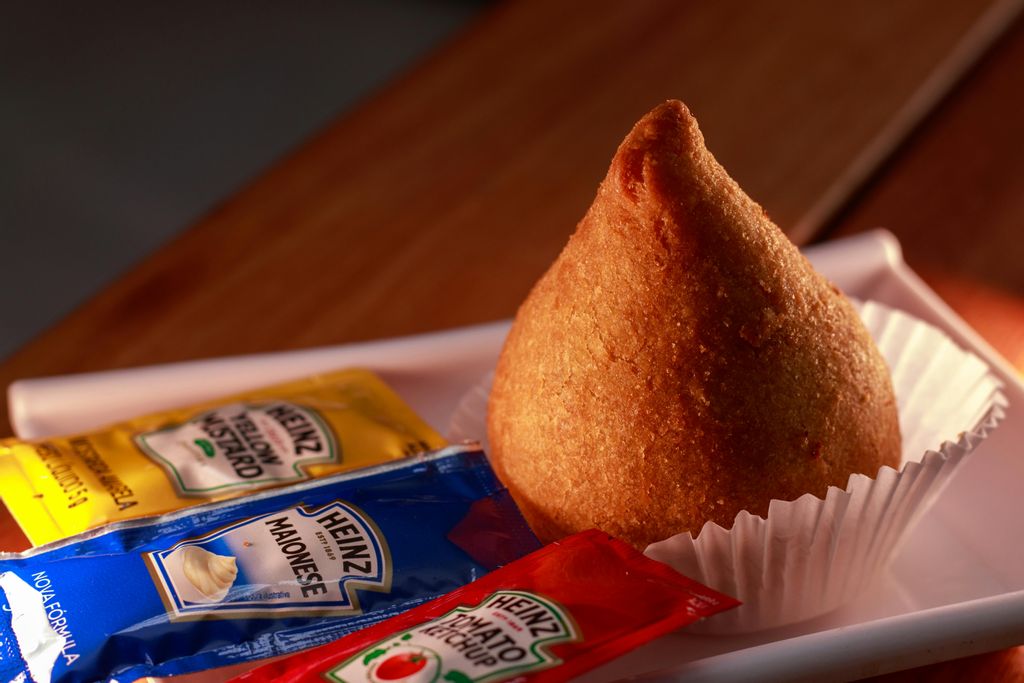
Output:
left=0, top=368, right=446, bottom=546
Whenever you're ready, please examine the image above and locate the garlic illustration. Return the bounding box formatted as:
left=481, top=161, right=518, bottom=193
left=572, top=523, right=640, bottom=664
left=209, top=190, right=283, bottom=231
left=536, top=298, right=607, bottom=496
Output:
left=180, top=546, right=238, bottom=602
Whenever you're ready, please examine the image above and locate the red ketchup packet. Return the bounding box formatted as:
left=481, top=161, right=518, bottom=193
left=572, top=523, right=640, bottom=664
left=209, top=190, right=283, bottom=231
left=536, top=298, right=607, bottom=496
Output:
left=232, top=529, right=739, bottom=683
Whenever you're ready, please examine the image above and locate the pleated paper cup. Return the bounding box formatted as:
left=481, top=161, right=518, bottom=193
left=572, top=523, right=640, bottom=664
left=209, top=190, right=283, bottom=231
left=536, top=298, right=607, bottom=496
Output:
left=448, top=300, right=1007, bottom=634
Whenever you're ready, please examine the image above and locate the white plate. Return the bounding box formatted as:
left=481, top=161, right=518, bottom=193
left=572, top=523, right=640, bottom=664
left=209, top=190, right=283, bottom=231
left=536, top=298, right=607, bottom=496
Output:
left=8, top=230, right=1024, bottom=681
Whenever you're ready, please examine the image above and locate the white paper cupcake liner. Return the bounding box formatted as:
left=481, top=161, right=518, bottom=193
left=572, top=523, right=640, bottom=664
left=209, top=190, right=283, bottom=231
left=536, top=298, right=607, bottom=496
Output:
left=447, top=300, right=1007, bottom=634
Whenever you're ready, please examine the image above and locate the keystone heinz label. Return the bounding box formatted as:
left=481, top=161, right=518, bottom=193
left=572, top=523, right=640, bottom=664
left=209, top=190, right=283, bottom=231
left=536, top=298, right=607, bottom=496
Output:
left=135, top=402, right=339, bottom=496
left=145, top=500, right=390, bottom=621
left=325, top=590, right=579, bottom=683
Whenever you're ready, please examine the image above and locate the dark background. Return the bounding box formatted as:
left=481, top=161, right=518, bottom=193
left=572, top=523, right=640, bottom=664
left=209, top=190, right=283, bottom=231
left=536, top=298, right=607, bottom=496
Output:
left=0, top=2, right=486, bottom=360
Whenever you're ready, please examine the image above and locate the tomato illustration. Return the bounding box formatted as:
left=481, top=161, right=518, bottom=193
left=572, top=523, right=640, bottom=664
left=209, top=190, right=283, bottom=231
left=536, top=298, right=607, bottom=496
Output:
left=375, top=652, right=428, bottom=680
left=367, top=648, right=442, bottom=683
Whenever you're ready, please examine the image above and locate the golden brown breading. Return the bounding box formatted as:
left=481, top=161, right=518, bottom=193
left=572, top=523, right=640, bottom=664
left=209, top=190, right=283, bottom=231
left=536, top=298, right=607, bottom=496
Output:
left=487, top=100, right=901, bottom=549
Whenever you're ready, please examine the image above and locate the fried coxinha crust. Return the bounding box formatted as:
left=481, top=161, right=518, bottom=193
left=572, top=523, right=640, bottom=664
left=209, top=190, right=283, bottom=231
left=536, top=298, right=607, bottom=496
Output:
left=487, top=100, right=901, bottom=549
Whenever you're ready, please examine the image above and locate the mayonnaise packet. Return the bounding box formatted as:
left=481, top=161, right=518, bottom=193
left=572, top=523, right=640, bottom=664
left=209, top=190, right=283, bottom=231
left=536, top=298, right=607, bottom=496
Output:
left=0, top=368, right=446, bottom=545
left=0, top=446, right=541, bottom=683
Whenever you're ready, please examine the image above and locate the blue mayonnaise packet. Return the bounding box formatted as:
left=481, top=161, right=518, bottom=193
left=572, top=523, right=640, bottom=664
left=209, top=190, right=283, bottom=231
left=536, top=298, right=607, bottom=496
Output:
left=0, top=445, right=540, bottom=683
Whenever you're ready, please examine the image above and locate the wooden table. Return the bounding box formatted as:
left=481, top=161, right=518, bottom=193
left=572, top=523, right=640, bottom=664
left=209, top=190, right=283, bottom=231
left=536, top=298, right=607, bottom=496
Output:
left=2, top=1, right=1023, bottom=679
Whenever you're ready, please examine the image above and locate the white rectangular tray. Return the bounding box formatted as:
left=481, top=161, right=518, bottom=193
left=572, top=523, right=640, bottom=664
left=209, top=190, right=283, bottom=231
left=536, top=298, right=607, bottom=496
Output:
left=8, top=230, right=1024, bottom=681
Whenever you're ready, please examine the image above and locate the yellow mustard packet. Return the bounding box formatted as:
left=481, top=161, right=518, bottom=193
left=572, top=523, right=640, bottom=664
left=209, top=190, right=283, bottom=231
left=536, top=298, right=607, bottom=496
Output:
left=0, top=368, right=446, bottom=546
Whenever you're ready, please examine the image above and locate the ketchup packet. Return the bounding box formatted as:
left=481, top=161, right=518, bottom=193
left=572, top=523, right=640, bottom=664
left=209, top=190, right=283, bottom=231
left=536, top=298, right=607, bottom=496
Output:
left=234, top=529, right=739, bottom=683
